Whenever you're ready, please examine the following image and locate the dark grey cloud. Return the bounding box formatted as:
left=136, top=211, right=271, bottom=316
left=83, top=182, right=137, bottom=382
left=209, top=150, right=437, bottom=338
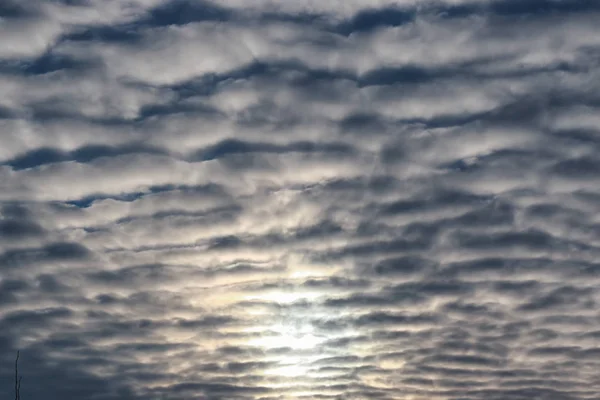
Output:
left=0, top=218, right=45, bottom=239
left=4, top=144, right=168, bottom=170
left=0, top=242, right=93, bottom=270
left=1, top=0, right=600, bottom=399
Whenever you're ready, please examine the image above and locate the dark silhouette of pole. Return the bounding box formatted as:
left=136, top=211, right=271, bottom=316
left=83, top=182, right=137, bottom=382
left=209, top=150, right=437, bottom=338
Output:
left=15, top=351, right=22, bottom=400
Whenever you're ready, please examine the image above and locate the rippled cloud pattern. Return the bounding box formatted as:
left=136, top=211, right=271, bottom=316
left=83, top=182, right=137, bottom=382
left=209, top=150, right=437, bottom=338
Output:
left=1, top=1, right=600, bottom=399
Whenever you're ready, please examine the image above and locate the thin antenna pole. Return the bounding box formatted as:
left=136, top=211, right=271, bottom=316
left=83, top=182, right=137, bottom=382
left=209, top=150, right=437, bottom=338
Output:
left=15, top=351, right=22, bottom=400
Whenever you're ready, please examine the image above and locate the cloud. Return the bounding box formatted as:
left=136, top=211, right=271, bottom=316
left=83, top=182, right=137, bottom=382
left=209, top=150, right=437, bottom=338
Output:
left=1, top=0, right=600, bottom=399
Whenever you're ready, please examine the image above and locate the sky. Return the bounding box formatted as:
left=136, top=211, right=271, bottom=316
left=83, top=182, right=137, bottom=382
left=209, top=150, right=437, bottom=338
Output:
left=1, top=0, right=600, bottom=399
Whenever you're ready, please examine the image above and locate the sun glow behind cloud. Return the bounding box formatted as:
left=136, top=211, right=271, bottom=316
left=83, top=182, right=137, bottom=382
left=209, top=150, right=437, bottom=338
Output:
left=243, top=289, right=331, bottom=383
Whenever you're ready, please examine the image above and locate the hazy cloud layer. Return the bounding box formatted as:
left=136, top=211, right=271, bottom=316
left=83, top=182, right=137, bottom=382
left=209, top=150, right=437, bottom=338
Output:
left=1, top=0, right=600, bottom=399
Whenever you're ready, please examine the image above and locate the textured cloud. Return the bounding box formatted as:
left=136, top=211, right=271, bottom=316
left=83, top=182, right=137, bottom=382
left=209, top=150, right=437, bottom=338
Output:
left=1, top=0, right=600, bottom=399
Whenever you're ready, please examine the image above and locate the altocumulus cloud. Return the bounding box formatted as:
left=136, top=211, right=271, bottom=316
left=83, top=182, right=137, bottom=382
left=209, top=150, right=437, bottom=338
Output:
left=1, top=0, right=600, bottom=399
